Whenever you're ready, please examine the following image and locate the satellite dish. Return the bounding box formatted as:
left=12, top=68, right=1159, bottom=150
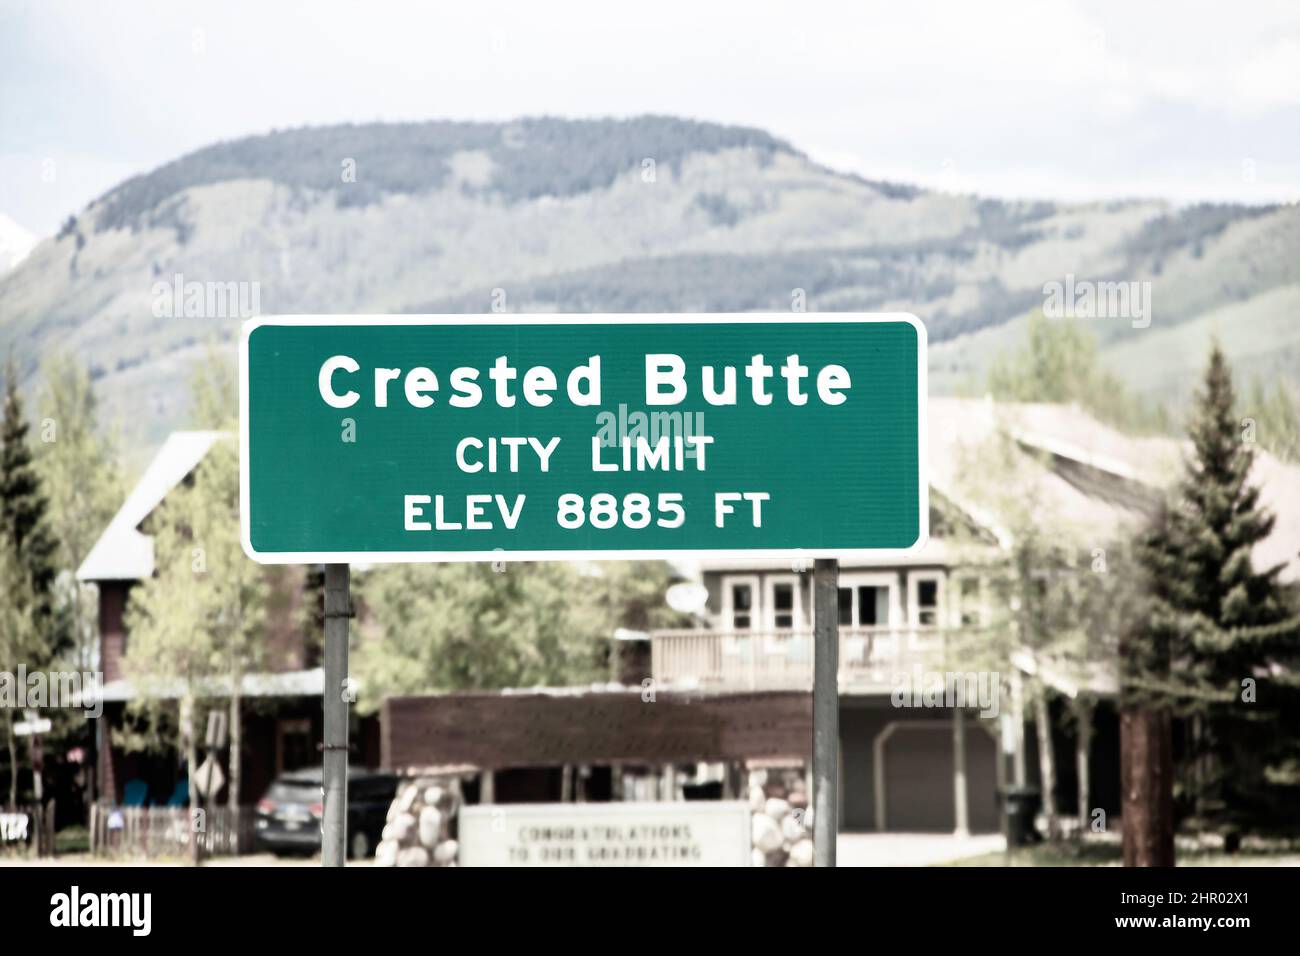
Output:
left=666, top=582, right=709, bottom=615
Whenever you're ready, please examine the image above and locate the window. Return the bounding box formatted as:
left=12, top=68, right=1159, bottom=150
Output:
left=836, top=574, right=897, bottom=627
left=908, top=573, right=944, bottom=627
left=732, top=583, right=753, bottom=628
left=772, top=583, right=795, bottom=628
left=918, top=581, right=938, bottom=624
left=721, top=576, right=759, bottom=630
left=763, top=575, right=802, bottom=630
left=735, top=584, right=756, bottom=628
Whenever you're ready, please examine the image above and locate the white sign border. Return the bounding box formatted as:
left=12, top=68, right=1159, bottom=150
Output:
left=239, top=313, right=929, bottom=564
left=458, top=799, right=753, bottom=867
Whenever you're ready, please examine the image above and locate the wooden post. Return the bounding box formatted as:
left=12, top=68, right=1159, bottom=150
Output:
left=1033, top=687, right=1058, bottom=839
left=1010, top=670, right=1027, bottom=787
left=322, top=563, right=350, bottom=867
left=813, top=558, right=840, bottom=867
left=1076, top=699, right=1093, bottom=836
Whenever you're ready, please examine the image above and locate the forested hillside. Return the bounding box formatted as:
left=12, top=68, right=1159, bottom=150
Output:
left=1, top=116, right=1295, bottom=461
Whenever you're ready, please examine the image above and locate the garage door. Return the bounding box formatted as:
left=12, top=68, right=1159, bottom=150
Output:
left=880, top=721, right=1000, bottom=833
left=882, top=725, right=955, bottom=832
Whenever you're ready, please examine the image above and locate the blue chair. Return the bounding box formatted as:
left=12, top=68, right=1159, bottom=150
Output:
left=166, top=778, right=189, bottom=808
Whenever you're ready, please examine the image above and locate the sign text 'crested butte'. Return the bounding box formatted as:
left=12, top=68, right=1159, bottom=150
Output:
left=240, top=315, right=925, bottom=562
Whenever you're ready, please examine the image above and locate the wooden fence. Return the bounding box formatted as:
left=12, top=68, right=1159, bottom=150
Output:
left=89, top=803, right=256, bottom=859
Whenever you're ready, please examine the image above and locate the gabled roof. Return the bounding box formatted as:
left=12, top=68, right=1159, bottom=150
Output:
left=76, top=431, right=226, bottom=582
left=972, top=399, right=1300, bottom=583
left=696, top=398, right=1300, bottom=581
left=926, top=397, right=1174, bottom=546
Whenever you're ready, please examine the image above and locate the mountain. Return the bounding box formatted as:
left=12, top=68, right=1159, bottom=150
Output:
left=1, top=116, right=1296, bottom=461
left=0, top=213, right=37, bottom=275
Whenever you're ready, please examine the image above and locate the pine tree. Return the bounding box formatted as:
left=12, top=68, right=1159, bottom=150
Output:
left=0, top=358, right=59, bottom=643
left=1135, top=344, right=1299, bottom=833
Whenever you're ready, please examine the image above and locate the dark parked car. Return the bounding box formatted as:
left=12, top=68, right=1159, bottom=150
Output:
left=255, top=767, right=399, bottom=859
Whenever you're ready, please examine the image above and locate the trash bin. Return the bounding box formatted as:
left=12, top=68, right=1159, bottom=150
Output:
left=1000, top=786, right=1041, bottom=847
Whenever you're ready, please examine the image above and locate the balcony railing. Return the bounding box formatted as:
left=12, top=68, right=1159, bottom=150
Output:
left=649, top=626, right=977, bottom=691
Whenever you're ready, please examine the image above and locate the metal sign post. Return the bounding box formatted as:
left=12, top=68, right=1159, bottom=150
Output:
left=812, top=558, right=840, bottom=867
left=322, top=563, right=350, bottom=867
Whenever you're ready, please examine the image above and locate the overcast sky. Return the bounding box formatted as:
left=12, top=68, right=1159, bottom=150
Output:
left=2, top=0, right=1297, bottom=236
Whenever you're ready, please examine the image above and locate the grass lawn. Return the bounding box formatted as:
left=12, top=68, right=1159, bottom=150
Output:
left=55, top=825, right=90, bottom=854
left=949, top=837, right=1300, bottom=867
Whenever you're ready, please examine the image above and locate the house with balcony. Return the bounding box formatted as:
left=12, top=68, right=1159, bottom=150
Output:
left=652, top=554, right=1003, bottom=833
left=647, top=397, right=1300, bottom=835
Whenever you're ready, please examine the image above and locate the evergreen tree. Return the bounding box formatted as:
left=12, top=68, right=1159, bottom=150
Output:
left=1134, top=344, right=1299, bottom=832
left=0, top=358, right=59, bottom=642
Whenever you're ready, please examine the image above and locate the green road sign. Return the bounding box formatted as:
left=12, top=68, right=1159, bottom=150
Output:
left=240, top=314, right=926, bottom=563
